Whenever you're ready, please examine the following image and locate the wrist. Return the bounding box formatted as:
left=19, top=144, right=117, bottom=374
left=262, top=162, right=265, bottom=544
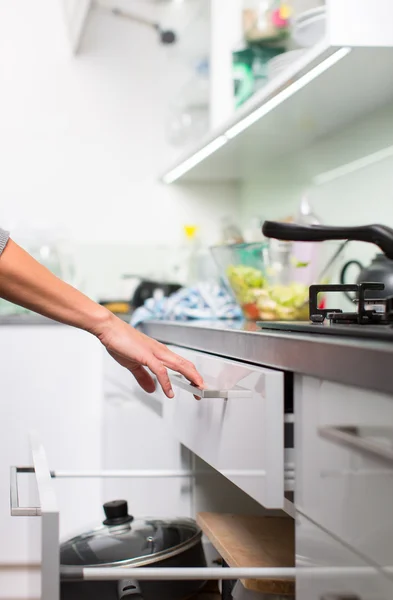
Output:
left=87, top=304, right=116, bottom=341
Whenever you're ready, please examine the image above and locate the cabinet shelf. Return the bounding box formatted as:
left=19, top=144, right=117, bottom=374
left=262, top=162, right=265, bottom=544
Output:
left=197, top=512, right=295, bottom=595
left=162, top=42, right=393, bottom=184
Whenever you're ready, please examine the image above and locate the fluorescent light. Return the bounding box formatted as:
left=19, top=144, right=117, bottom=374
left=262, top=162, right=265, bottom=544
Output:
left=225, top=47, right=351, bottom=139
left=314, top=143, right=393, bottom=186
left=162, top=136, right=227, bottom=183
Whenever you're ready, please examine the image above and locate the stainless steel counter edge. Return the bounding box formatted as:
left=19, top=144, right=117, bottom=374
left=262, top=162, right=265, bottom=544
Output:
left=0, top=313, right=132, bottom=326
left=140, top=321, right=393, bottom=395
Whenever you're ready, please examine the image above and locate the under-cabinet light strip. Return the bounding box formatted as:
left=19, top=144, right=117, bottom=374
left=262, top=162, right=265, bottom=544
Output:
left=313, top=143, right=393, bottom=186
left=162, top=47, right=351, bottom=184
left=225, top=46, right=351, bottom=139
left=163, top=136, right=227, bottom=184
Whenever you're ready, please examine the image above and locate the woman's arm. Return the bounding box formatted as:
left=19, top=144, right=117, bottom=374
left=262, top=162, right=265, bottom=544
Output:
left=0, top=237, right=204, bottom=397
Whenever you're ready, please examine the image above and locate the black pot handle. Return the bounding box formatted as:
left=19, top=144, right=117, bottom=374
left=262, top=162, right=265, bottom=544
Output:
left=339, top=260, right=363, bottom=302
left=262, top=222, right=393, bottom=259
left=118, top=579, right=144, bottom=599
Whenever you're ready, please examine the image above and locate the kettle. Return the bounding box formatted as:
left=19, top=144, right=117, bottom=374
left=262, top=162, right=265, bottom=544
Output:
left=340, top=254, right=393, bottom=300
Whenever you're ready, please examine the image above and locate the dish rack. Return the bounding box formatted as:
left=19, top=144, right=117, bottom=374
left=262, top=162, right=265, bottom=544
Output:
left=10, top=433, right=296, bottom=600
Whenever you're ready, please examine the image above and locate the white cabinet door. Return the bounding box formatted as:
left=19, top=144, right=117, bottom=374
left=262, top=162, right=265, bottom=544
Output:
left=0, top=325, right=103, bottom=566
left=102, top=352, right=192, bottom=519
left=295, top=375, right=393, bottom=568
left=297, top=514, right=393, bottom=600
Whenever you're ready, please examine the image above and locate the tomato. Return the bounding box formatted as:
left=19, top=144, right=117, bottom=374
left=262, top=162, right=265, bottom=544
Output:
left=242, top=303, right=260, bottom=320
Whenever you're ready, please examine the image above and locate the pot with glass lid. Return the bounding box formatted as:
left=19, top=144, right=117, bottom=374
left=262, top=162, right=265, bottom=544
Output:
left=60, top=500, right=207, bottom=600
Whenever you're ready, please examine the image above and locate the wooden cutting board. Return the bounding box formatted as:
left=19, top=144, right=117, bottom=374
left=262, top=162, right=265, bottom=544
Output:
left=197, top=513, right=295, bottom=595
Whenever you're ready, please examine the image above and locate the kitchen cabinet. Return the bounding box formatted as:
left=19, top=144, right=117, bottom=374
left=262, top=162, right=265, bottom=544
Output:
left=161, top=0, right=393, bottom=183
left=163, top=345, right=289, bottom=510
left=295, top=374, right=393, bottom=569
left=0, top=325, right=102, bottom=569
left=60, top=0, right=91, bottom=53
left=8, top=318, right=393, bottom=599
left=297, top=514, right=393, bottom=599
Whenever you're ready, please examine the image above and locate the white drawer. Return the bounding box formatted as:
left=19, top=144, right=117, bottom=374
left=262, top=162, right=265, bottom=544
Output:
left=297, top=514, right=393, bottom=600
left=104, top=351, right=164, bottom=413
left=164, top=346, right=285, bottom=508
left=296, top=375, right=393, bottom=568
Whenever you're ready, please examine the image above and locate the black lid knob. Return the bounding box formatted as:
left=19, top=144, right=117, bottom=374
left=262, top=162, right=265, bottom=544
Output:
left=103, top=500, right=134, bottom=526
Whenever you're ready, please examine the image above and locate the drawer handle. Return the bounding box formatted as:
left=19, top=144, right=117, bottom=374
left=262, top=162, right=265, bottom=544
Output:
left=169, top=374, right=252, bottom=399
left=10, top=466, right=42, bottom=517
left=319, top=425, right=393, bottom=465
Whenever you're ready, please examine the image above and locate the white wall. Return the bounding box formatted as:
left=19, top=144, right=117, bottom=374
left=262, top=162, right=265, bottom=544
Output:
left=240, top=101, right=393, bottom=270
left=0, top=0, right=238, bottom=298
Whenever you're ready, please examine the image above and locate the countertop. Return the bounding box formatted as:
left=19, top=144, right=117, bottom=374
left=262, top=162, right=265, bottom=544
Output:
left=3, top=314, right=393, bottom=394
left=0, top=312, right=132, bottom=326
left=140, top=320, right=393, bottom=395
left=0, top=314, right=59, bottom=325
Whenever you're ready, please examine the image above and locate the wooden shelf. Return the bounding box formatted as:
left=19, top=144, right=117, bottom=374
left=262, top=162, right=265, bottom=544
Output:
left=197, top=513, right=295, bottom=595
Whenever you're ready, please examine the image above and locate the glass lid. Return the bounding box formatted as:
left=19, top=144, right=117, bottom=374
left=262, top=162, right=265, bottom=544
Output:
left=60, top=500, right=200, bottom=567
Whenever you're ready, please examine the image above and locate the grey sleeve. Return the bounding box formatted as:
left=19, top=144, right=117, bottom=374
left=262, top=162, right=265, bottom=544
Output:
left=0, top=228, right=10, bottom=256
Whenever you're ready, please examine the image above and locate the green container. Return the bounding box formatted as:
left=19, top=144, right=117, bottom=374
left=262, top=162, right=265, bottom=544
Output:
left=233, top=46, right=286, bottom=107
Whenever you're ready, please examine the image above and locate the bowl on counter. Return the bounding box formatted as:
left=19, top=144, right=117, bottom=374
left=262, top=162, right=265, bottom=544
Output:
left=210, top=240, right=341, bottom=322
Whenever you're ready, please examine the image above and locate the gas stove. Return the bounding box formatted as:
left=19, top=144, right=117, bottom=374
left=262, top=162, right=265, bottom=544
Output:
left=259, top=283, right=393, bottom=341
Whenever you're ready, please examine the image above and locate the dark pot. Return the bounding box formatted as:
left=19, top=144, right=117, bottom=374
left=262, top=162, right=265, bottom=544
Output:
left=131, top=280, right=181, bottom=309
left=60, top=500, right=206, bottom=600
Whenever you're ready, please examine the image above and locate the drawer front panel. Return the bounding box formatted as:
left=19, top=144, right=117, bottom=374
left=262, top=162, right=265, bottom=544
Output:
left=297, top=514, right=393, bottom=600
left=296, top=375, right=393, bottom=567
left=165, top=346, right=285, bottom=508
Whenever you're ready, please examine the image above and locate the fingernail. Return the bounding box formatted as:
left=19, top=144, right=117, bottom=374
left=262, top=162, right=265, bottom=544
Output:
left=169, top=389, right=174, bottom=398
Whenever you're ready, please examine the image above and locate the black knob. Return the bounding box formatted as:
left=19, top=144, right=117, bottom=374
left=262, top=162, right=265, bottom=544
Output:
left=103, top=500, right=134, bottom=526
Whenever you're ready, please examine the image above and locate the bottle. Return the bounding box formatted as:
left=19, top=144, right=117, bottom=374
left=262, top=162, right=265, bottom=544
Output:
left=291, top=194, right=320, bottom=284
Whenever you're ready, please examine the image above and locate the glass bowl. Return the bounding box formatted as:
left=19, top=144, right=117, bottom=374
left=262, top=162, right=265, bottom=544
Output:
left=210, top=240, right=342, bottom=321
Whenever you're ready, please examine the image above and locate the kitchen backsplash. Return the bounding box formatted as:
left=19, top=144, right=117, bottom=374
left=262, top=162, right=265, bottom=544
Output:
left=240, top=100, right=393, bottom=271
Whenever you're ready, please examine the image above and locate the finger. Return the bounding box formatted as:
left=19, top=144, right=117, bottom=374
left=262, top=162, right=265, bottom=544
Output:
left=130, top=364, right=157, bottom=394
left=155, top=347, right=204, bottom=388
left=108, top=350, right=156, bottom=394
left=147, top=358, right=174, bottom=398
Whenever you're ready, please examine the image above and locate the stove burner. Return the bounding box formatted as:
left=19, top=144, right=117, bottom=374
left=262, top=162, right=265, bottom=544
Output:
left=309, top=283, right=393, bottom=326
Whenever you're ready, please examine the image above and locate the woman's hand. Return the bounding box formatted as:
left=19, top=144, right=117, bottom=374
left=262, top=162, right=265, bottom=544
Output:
left=95, top=313, right=204, bottom=398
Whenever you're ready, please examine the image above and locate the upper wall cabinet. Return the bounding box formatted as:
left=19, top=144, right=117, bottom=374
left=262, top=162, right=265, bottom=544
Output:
left=60, top=0, right=91, bottom=53
left=160, top=0, right=393, bottom=184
